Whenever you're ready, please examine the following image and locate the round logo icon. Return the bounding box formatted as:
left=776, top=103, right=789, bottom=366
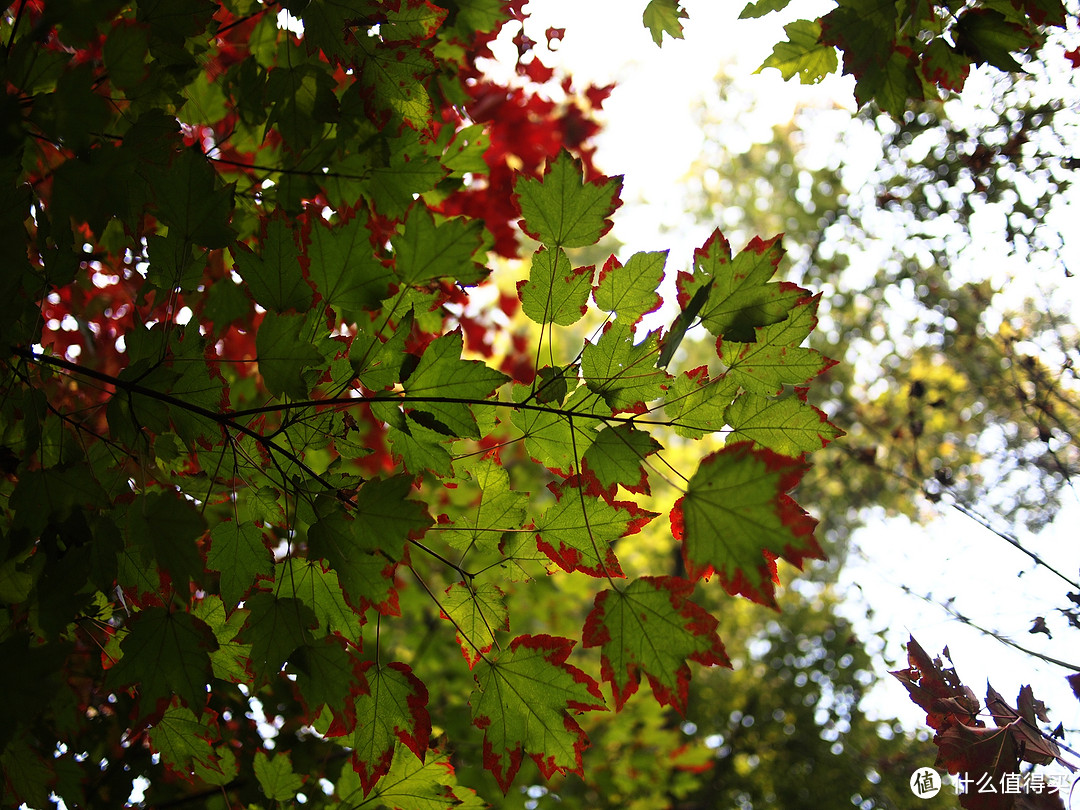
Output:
left=910, top=768, right=942, bottom=799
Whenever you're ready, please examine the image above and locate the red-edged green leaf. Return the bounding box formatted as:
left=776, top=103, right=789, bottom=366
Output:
left=338, top=745, right=461, bottom=810
left=756, top=19, right=839, bottom=83
left=147, top=703, right=222, bottom=779
left=534, top=482, right=656, bottom=578
left=514, top=149, right=623, bottom=248
left=446, top=458, right=529, bottom=554
left=718, top=295, right=837, bottom=395
left=518, top=246, right=592, bottom=326
left=582, top=576, right=730, bottom=713
left=349, top=662, right=432, bottom=795
left=402, top=330, right=509, bottom=438
left=254, top=751, right=305, bottom=802
left=678, top=230, right=806, bottom=342
left=289, top=636, right=365, bottom=734
left=594, top=251, right=666, bottom=327
left=383, top=0, right=448, bottom=42
left=581, top=323, right=672, bottom=413
left=206, top=521, right=272, bottom=610
left=107, top=607, right=218, bottom=716
left=725, top=391, right=843, bottom=455
left=581, top=423, right=662, bottom=499
left=191, top=596, right=252, bottom=684
left=355, top=38, right=435, bottom=130
left=921, top=37, right=971, bottom=92
left=470, top=634, right=606, bottom=792
left=273, top=559, right=363, bottom=644
left=663, top=366, right=741, bottom=440
left=441, top=582, right=509, bottom=668
left=510, top=385, right=599, bottom=476
left=239, top=591, right=318, bottom=683
left=642, top=0, right=688, bottom=46
left=671, top=443, right=823, bottom=606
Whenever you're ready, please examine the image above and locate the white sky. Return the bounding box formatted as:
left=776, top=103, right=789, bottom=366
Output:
left=514, top=0, right=1080, bottom=762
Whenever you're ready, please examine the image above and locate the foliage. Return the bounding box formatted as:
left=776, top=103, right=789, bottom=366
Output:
left=680, top=29, right=1080, bottom=810
left=0, top=1, right=857, bottom=807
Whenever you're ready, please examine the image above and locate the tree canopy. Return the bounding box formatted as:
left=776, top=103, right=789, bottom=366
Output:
left=1, top=1, right=1075, bottom=808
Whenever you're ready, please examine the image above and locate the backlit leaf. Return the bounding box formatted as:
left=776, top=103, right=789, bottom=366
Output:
left=471, top=634, right=606, bottom=792
left=441, top=582, right=509, bottom=668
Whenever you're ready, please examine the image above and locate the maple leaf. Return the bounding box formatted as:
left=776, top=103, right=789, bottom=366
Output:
left=594, top=251, right=666, bottom=327
left=402, top=330, right=509, bottom=438
left=339, top=744, right=463, bottom=809
left=305, top=212, right=393, bottom=313
left=671, top=443, right=822, bottom=606
left=725, top=391, right=843, bottom=455
left=677, top=230, right=806, bottom=342
left=518, top=246, right=592, bottom=326
left=254, top=751, right=305, bottom=802
left=581, top=323, right=672, bottom=413
left=533, top=481, right=656, bottom=578
left=581, top=423, right=662, bottom=499
left=147, top=702, right=222, bottom=779
left=583, top=576, right=730, bottom=713
left=441, top=582, right=510, bottom=668
left=757, top=19, right=839, bottom=84
left=471, top=634, right=606, bottom=792
left=348, top=662, right=432, bottom=795
left=663, top=366, right=741, bottom=440
left=514, top=149, right=623, bottom=248
left=108, top=607, right=219, bottom=717
left=289, top=636, right=365, bottom=734
left=717, top=295, right=837, bottom=395
left=642, top=0, right=688, bottom=46
left=239, top=592, right=318, bottom=683
left=206, top=521, right=273, bottom=609
left=392, top=205, right=488, bottom=287
left=446, top=458, right=529, bottom=555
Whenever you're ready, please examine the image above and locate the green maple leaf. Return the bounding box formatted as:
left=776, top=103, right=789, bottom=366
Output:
left=301, top=0, right=380, bottom=63
left=725, top=392, right=843, bottom=455
left=642, top=0, right=688, bottom=46
left=447, top=458, right=529, bottom=554
left=718, top=295, right=837, bottom=395
left=370, top=398, right=454, bottom=477
left=663, top=367, right=740, bottom=439
left=679, top=230, right=807, bottom=342
left=108, top=607, right=218, bottom=715
left=518, top=246, right=592, bottom=326
left=510, top=385, right=599, bottom=475
left=739, top=0, right=792, bottom=18
left=583, top=576, right=730, bottom=713
left=231, top=213, right=313, bottom=312
left=125, top=491, right=207, bottom=600
left=367, top=130, right=447, bottom=218
left=191, top=596, right=251, bottom=683
left=255, top=311, right=326, bottom=400
left=757, top=19, right=839, bottom=84
left=581, top=423, right=662, bottom=497
left=289, top=636, right=364, bottom=733
left=534, top=483, right=656, bottom=578
left=273, top=559, right=363, bottom=643
left=441, top=582, right=509, bottom=667
left=392, top=204, right=488, bottom=287
left=954, top=8, right=1035, bottom=71
left=356, top=38, right=435, bottom=130
left=147, top=702, right=221, bottom=778
left=206, top=521, right=272, bottom=609
left=921, top=37, right=971, bottom=92
left=339, top=745, right=461, bottom=809
left=514, top=149, right=623, bottom=248
left=672, top=443, right=824, bottom=606
left=149, top=147, right=235, bottom=248
left=306, top=212, right=394, bottom=313
left=470, top=634, right=606, bottom=792
left=593, top=250, right=666, bottom=327
left=254, top=751, right=305, bottom=802
left=581, top=323, right=672, bottom=412
left=383, top=1, right=448, bottom=42
left=402, top=330, right=509, bottom=438
left=239, top=591, right=318, bottom=683
left=351, top=314, right=411, bottom=391
left=348, top=662, right=432, bottom=795
left=308, top=477, right=431, bottom=612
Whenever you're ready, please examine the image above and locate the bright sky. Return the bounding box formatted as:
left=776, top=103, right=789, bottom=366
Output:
left=512, top=0, right=1080, bottom=764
